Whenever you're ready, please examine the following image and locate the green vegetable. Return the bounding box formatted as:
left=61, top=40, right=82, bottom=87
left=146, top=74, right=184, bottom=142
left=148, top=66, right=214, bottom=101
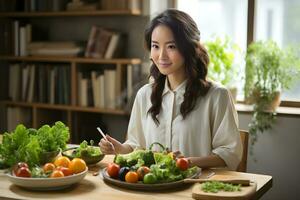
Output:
left=143, top=173, right=157, bottom=184
left=0, top=121, right=70, bottom=168
left=31, top=166, right=48, bottom=178
left=36, top=121, right=70, bottom=152
left=114, top=149, right=155, bottom=168
left=201, top=181, right=242, bottom=193
left=73, top=140, right=102, bottom=158
left=113, top=142, right=199, bottom=183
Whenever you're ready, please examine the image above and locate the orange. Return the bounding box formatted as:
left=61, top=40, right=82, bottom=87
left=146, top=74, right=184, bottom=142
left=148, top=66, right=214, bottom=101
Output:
left=69, top=158, right=87, bottom=174
left=50, top=170, right=65, bottom=178
left=54, top=156, right=71, bottom=168
left=43, top=163, right=56, bottom=173
left=125, top=171, right=139, bottom=183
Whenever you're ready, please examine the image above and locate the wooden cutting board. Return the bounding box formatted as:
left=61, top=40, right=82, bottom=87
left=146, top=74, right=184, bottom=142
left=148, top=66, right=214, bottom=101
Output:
left=192, top=175, right=257, bottom=200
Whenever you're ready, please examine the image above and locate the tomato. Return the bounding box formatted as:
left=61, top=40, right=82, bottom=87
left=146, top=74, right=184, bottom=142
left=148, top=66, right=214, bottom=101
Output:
left=176, top=158, right=189, bottom=171
left=50, top=170, right=65, bottom=178
left=13, top=162, right=29, bottom=174
left=136, top=166, right=150, bottom=180
left=43, top=163, right=56, bottom=173
left=56, top=166, right=73, bottom=176
left=69, top=158, right=87, bottom=174
left=107, top=163, right=120, bottom=178
left=54, top=156, right=71, bottom=168
left=125, top=171, right=139, bottom=183
left=15, top=167, right=31, bottom=177
left=143, top=173, right=157, bottom=184
left=118, top=167, right=130, bottom=181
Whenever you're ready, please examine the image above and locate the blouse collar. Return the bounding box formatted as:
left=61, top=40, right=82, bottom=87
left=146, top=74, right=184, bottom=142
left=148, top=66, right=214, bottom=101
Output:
left=162, top=78, right=187, bottom=96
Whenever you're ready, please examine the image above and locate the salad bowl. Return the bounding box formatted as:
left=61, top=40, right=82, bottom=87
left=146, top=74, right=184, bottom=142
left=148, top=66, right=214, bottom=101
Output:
left=62, top=147, right=104, bottom=165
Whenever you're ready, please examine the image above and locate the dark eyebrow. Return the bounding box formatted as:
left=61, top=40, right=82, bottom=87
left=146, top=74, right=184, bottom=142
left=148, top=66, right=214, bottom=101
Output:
left=151, top=40, right=176, bottom=44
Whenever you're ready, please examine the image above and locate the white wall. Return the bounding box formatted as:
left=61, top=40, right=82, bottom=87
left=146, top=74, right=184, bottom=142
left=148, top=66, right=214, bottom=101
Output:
left=238, top=112, right=300, bottom=200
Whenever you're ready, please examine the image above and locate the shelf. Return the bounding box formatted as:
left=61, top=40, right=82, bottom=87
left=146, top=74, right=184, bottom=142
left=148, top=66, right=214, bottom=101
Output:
left=0, top=10, right=142, bottom=18
left=0, top=55, right=141, bottom=64
left=0, top=101, right=129, bottom=116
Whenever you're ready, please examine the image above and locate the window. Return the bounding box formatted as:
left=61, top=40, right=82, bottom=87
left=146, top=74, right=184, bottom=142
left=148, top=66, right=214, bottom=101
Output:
left=176, top=0, right=248, bottom=100
left=255, top=0, right=300, bottom=101
left=177, top=0, right=300, bottom=103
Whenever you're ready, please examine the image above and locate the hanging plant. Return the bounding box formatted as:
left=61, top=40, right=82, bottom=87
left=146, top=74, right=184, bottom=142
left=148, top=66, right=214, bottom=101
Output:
left=245, top=40, right=300, bottom=153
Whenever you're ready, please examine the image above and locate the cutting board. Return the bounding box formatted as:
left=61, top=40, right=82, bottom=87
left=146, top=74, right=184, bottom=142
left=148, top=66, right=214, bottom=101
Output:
left=192, top=175, right=257, bottom=200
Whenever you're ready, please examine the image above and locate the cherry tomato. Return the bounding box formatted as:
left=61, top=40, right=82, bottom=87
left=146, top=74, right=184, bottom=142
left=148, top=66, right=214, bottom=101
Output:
left=125, top=171, right=139, bottom=183
left=56, top=166, right=73, bottom=176
left=107, top=163, right=120, bottom=178
left=136, top=166, right=150, bottom=180
left=50, top=170, right=65, bottom=178
left=176, top=158, right=189, bottom=171
left=15, top=167, right=31, bottom=177
left=143, top=173, right=157, bottom=184
left=43, top=163, right=56, bottom=173
left=13, top=162, right=29, bottom=175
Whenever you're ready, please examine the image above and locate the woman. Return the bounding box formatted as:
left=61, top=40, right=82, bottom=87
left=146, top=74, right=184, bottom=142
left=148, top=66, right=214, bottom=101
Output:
left=99, top=9, right=242, bottom=170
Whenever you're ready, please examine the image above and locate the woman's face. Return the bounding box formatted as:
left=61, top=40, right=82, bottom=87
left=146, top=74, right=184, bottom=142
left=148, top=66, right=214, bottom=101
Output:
left=150, top=25, right=185, bottom=79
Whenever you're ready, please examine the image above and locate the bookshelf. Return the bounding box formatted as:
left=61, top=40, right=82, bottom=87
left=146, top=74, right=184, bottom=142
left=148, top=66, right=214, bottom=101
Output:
left=0, top=0, right=147, bottom=144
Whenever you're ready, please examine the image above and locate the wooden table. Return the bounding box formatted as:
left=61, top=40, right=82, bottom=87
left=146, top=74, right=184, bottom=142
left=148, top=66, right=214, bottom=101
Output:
left=0, top=155, right=272, bottom=200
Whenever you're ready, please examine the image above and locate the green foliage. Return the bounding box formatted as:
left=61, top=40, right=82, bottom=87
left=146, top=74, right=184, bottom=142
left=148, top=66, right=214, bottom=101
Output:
left=36, top=121, right=70, bottom=152
left=0, top=121, right=70, bottom=168
left=245, top=40, right=300, bottom=151
left=201, top=181, right=241, bottom=193
left=205, top=36, right=241, bottom=87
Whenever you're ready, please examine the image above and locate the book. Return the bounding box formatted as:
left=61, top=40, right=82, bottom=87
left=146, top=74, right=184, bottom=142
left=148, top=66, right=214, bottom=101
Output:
left=21, top=65, right=30, bottom=101
left=27, top=65, right=36, bottom=103
left=85, top=27, right=113, bottom=58
left=49, top=67, right=57, bottom=104
left=19, top=26, right=27, bottom=56
left=8, top=64, right=21, bottom=101
left=104, top=69, right=116, bottom=109
left=28, top=41, right=82, bottom=56
left=126, top=64, right=133, bottom=102
left=13, top=20, right=19, bottom=56
left=104, top=32, right=121, bottom=59
left=91, top=71, right=99, bottom=107
left=99, top=74, right=105, bottom=108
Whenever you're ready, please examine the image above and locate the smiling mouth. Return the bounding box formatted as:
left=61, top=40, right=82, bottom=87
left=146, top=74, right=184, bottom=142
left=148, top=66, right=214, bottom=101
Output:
left=159, top=63, right=172, bottom=67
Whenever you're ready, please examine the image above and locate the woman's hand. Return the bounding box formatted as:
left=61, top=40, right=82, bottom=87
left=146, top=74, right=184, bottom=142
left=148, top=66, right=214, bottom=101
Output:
left=98, top=135, right=133, bottom=154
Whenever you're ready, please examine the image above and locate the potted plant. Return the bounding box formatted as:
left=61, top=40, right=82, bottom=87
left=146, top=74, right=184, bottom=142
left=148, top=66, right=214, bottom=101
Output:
left=244, top=40, right=300, bottom=151
left=205, top=36, right=242, bottom=101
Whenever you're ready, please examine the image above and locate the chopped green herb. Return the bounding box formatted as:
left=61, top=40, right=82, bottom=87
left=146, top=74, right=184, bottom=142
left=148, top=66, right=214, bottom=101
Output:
left=201, top=181, right=242, bottom=193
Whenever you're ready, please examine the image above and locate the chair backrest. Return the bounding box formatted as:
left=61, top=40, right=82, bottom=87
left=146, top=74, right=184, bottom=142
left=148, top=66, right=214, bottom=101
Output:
left=236, top=130, right=249, bottom=172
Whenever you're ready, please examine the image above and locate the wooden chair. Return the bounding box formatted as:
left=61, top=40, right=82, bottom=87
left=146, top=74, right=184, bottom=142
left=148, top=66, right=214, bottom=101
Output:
left=236, top=130, right=249, bottom=172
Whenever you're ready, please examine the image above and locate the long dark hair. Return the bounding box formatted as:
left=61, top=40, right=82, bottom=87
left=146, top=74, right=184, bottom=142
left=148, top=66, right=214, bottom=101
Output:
left=145, top=9, right=211, bottom=125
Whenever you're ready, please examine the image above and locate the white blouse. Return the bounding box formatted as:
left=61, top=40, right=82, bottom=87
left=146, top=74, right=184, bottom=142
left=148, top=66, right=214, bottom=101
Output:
left=124, top=80, right=242, bottom=170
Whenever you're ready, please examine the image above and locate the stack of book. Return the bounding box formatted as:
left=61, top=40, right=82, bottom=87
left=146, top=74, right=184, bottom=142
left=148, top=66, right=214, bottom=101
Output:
left=28, top=41, right=83, bottom=57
